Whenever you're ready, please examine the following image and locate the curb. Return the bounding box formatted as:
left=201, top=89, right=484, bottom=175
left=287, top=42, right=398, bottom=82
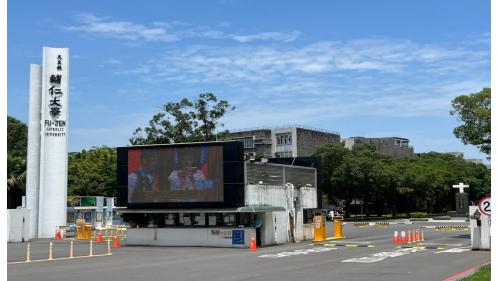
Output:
left=442, top=261, right=490, bottom=281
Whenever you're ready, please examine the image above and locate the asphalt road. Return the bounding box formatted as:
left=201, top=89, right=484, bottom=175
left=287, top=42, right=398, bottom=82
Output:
left=8, top=221, right=490, bottom=281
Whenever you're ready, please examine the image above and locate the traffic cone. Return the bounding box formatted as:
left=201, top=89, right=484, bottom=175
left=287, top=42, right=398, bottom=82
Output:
left=415, top=229, right=420, bottom=242
left=96, top=231, right=103, bottom=243
left=249, top=237, right=257, bottom=251
left=408, top=230, right=413, bottom=244
left=55, top=229, right=62, bottom=240
left=421, top=228, right=425, bottom=241
left=401, top=231, right=407, bottom=244
left=392, top=231, right=399, bottom=244
left=112, top=236, right=120, bottom=248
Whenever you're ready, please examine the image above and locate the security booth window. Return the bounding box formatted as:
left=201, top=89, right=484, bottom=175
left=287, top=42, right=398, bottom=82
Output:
left=223, top=213, right=236, bottom=226
left=164, top=213, right=177, bottom=226
left=207, top=213, right=222, bottom=226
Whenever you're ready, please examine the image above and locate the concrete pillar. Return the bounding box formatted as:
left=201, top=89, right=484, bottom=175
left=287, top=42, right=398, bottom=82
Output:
left=26, top=64, right=42, bottom=240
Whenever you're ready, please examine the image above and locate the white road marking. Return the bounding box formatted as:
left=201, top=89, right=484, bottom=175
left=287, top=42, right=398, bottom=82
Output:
left=341, top=247, right=426, bottom=263
left=417, top=243, right=463, bottom=246
left=258, top=247, right=336, bottom=258
left=435, top=247, right=471, bottom=254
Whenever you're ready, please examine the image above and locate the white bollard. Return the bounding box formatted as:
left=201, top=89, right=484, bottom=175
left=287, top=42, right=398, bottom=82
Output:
left=69, top=240, right=74, bottom=258
left=26, top=243, right=31, bottom=262
left=107, top=239, right=112, bottom=255
left=48, top=242, right=53, bottom=260
left=89, top=240, right=94, bottom=256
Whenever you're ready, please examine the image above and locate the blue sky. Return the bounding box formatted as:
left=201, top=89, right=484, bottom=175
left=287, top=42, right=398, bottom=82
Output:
left=7, top=0, right=491, bottom=162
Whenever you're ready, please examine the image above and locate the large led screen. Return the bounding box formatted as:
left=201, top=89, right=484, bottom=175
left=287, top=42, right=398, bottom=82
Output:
left=127, top=146, right=224, bottom=203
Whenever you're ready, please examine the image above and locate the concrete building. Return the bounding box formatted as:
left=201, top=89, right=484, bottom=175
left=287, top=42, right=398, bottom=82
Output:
left=225, top=125, right=340, bottom=159
left=67, top=196, right=120, bottom=228
left=344, top=137, right=414, bottom=158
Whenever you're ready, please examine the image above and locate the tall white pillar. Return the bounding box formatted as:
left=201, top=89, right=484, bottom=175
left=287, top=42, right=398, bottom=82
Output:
left=38, top=47, right=69, bottom=238
left=26, top=64, right=42, bottom=240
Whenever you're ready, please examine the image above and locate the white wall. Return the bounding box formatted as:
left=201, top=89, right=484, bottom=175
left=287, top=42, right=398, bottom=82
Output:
left=7, top=209, right=31, bottom=242
left=127, top=227, right=256, bottom=248
left=245, top=184, right=317, bottom=244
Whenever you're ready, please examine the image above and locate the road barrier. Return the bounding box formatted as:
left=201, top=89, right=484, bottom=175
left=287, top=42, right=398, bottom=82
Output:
left=9, top=239, right=115, bottom=265
left=435, top=225, right=469, bottom=232
left=352, top=221, right=411, bottom=227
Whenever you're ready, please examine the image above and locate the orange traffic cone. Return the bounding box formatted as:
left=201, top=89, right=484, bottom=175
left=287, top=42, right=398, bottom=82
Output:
left=408, top=230, right=413, bottom=244
left=392, top=231, right=399, bottom=244
left=113, top=236, right=120, bottom=248
left=96, top=231, right=103, bottom=243
left=401, top=231, right=407, bottom=244
left=415, top=229, right=420, bottom=242
left=55, top=229, right=62, bottom=240
left=249, top=237, right=257, bottom=251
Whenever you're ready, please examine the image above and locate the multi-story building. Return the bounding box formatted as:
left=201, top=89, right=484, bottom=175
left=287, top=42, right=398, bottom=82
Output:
left=344, top=136, right=414, bottom=158
left=225, top=125, right=341, bottom=158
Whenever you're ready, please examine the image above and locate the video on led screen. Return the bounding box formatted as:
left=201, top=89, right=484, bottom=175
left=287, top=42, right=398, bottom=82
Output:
left=127, top=146, right=224, bottom=203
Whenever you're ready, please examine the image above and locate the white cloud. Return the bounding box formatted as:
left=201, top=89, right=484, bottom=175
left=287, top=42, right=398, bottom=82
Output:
left=231, top=31, right=301, bottom=43
left=64, top=14, right=179, bottom=42
left=64, top=13, right=301, bottom=43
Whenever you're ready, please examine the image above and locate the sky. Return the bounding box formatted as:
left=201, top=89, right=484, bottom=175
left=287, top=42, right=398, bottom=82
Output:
left=7, top=0, right=491, bottom=162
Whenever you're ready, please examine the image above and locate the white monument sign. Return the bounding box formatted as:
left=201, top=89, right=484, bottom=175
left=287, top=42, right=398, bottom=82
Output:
left=25, top=47, right=69, bottom=239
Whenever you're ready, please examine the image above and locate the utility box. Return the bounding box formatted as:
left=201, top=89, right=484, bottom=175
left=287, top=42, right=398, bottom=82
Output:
left=469, top=206, right=490, bottom=250
left=75, top=219, right=92, bottom=240
left=313, top=212, right=326, bottom=241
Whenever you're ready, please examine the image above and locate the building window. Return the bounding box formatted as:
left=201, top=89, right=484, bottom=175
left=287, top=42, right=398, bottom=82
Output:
left=276, top=133, right=292, bottom=146
left=242, top=137, right=254, bottom=149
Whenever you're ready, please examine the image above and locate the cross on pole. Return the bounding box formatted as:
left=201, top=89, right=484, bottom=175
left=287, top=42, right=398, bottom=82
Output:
left=453, top=182, right=469, bottom=193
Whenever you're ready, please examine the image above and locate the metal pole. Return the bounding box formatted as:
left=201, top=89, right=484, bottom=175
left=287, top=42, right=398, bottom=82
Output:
left=69, top=240, right=74, bottom=258
left=48, top=242, right=53, bottom=260
left=26, top=243, right=31, bottom=262
left=89, top=240, right=93, bottom=256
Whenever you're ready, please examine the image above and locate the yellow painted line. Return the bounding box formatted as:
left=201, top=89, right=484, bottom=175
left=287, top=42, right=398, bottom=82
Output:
left=8, top=253, right=113, bottom=265
left=324, top=244, right=337, bottom=247
left=345, top=244, right=358, bottom=247
left=367, top=245, right=376, bottom=248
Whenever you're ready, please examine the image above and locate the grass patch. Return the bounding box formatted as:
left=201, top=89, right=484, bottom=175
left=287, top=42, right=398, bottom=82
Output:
left=460, top=265, right=490, bottom=281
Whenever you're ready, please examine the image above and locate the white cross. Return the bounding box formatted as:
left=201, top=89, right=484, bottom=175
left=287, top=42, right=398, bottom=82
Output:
left=453, top=182, right=469, bottom=193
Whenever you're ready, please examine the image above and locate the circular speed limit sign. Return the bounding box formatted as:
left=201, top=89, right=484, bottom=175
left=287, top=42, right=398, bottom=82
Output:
left=479, top=196, right=491, bottom=216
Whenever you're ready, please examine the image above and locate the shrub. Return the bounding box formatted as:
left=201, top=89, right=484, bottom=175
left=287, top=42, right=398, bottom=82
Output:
left=447, top=211, right=457, bottom=216
left=409, top=212, right=428, bottom=218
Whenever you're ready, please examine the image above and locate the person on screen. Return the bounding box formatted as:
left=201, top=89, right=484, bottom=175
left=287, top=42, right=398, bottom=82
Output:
left=168, top=154, right=207, bottom=191
left=128, top=150, right=159, bottom=202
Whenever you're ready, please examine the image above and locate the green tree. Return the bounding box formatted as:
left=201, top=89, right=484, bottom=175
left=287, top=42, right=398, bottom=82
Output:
left=130, top=93, right=235, bottom=145
left=450, top=87, right=491, bottom=155
left=7, top=116, right=28, bottom=208
left=68, top=146, right=117, bottom=197
left=314, top=142, right=491, bottom=217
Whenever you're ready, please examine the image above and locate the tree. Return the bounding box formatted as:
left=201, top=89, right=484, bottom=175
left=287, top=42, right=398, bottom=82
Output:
left=130, top=93, right=235, bottom=145
left=7, top=116, right=28, bottom=208
left=450, top=87, right=491, bottom=155
left=68, top=146, right=117, bottom=197
left=314, top=142, right=491, bottom=217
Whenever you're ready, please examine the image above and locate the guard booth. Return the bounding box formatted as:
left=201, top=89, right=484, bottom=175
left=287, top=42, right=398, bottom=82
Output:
left=116, top=141, right=318, bottom=248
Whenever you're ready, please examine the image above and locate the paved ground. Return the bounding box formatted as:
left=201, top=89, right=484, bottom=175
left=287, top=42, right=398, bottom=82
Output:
left=8, top=221, right=490, bottom=281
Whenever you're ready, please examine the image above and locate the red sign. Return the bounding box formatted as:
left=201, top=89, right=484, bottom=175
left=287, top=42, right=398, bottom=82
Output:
left=478, top=195, right=491, bottom=216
